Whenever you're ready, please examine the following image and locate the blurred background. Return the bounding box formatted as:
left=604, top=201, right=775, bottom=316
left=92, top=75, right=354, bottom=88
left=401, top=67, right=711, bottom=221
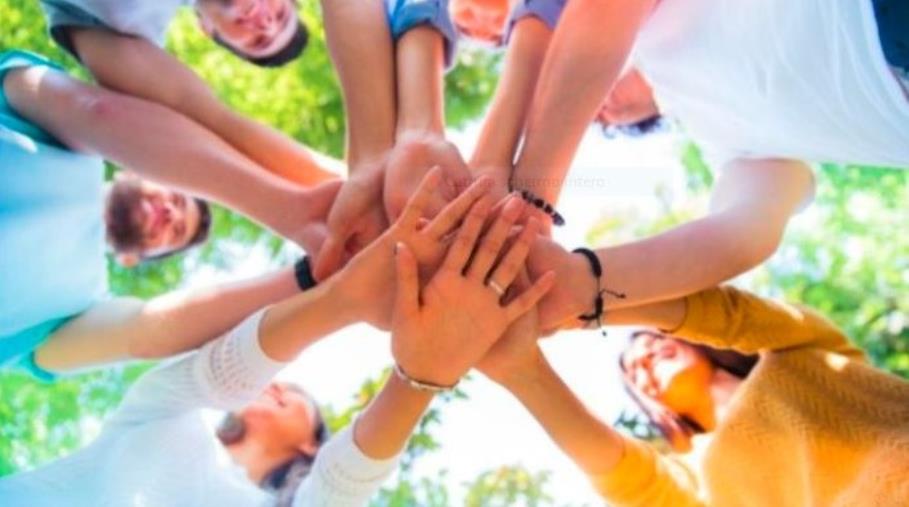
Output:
left=1, top=1, right=907, bottom=505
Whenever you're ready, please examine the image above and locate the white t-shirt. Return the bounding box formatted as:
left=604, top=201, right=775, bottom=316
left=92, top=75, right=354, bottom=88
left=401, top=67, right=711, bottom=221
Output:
left=633, top=0, right=909, bottom=169
left=41, top=0, right=191, bottom=46
left=0, top=312, right=400, bottom=507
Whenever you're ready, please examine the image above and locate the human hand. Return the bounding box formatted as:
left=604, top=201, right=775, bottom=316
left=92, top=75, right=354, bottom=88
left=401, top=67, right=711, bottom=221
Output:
left=332, top=168, right=495, bottom=330
left=476, top=269, right=548, bottom=385
left=383, top=132, right=473, bottom=222
left=313, top=160, right=389, bottom=280
left=291, top=179, right=344, bottom=256
left=390, top=194, right=555, bottom=387
left=526, top=237, right=598, bottom=334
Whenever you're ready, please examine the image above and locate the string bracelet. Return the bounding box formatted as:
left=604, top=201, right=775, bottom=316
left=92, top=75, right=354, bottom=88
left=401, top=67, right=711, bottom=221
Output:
left=572, top=247, right=627, bottom=336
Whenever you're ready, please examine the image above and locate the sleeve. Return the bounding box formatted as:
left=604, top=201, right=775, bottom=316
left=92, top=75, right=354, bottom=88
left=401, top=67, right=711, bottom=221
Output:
left=106, top=309, right=287, bottom=427
left=670, top=286, right=867, bottom=359
left=590, top=435, right=705, bottom=507
left=384, top=0, right=458, bottom=68
left=503, top=0, right=567, bottom=43
left=292, top=423, right=401, bottom=507
left=38, top=1, right=109, bottom=60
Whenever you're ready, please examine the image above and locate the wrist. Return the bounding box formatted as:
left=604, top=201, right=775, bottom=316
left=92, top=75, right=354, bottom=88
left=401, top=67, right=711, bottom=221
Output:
left=569, top=250, right=600, bottom=318
left=499, top=352, right=552, bottom=393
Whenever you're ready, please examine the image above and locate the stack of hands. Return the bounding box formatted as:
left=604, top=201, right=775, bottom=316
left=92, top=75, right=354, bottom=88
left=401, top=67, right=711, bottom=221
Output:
left=320, top=166, right=564, bottom=394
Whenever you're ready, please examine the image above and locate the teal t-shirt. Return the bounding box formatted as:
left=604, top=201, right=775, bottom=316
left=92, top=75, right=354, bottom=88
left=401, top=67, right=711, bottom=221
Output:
left=0, top=50, right=107, bottom=370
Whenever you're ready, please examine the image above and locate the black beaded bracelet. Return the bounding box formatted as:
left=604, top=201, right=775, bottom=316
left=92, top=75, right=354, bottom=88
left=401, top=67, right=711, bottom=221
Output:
left=573, top=247, right=626, bottom=335
left=294, top=256, right=318, bottom=291
left=517, top=189, right=566, bottom=227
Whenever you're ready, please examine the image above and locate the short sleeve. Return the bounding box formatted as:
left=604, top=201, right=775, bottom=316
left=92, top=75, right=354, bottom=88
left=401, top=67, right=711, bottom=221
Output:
left=38, top=1, right=109, bottom=60
left=503, top=0, right=567, bottom=44
left=385, top=0, right=458, bottom=68
left=0, top=50, right=66, bottom=145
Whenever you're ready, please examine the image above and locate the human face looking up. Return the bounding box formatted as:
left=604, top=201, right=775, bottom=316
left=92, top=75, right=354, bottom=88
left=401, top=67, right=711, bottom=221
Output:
left=196, top=0, right=299, bottom=59
left=620, top=331, right=714, bottom=417
left=239, top=383, right=320, bottom=455
left=105, top=176, right=204, bottom=266
left=451, top=0, right=511, bottom=45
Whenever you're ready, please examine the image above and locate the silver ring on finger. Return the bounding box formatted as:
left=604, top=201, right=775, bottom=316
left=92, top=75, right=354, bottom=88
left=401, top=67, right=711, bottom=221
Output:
left=487, top=280, right=506, bottom=298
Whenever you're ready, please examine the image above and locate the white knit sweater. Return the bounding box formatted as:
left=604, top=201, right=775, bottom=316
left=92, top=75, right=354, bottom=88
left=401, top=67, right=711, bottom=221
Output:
left=0, top=310, right=400, bottom=507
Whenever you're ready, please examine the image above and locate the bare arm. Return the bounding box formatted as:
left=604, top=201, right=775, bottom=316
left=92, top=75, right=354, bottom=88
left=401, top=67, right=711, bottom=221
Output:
left=470, top=17, right=553, bottom=189
left=313, top=0, right=399, bottom=279
left=4, top=65, right=333, bottom=247
left=533, top=158, right=815, bottom=331
left=511, top=0, right=657, bottom=204
left=321, top=0, right=397, bottom=166
left=68, top=28, right=336, bottom=186
left=500, top=355, right=704, bottom=506
left=34, top=268, right=300, bottom=373
left=395, top=25, right=446, bottom=136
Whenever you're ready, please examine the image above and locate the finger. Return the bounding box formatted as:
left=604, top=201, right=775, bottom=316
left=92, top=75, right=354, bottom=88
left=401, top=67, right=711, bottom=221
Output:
left=312, top=235, right=347, bottom=281
left=487, top=218, right=539, bottom=290
left=393, top=242, right=421, bottom=317
left=441, top=196, right=492, bottom=273
left=505, top=271, right=556, bottom=322
left=466, top=196, right=525, bottom=281
left=423, top=176, right=493, bottom=240
left=397, top=167, right=443, bottom=230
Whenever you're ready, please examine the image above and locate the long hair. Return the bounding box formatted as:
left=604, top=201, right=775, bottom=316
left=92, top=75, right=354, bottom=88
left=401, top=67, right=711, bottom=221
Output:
left=619, top=330, right=758, bottom=451
left=216, top=386, right=330, bottom=506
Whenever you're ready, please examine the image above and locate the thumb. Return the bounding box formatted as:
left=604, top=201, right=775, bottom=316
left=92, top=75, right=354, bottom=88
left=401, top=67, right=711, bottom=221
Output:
left=313, top=234, right=346, bottom=281
left=393, top=242, right=420, bottom=317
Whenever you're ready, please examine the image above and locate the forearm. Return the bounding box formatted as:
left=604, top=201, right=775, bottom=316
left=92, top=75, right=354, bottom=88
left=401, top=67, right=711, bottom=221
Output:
left=471, top=17, right=552, bottom=172
left=321, top=0, right=397, bottom=166
left=512, top=0, right=656, bottom=202
left=35, top=269, right=300, bottom=372
left=257, top=276, right=359, bottom=362
left=69, top=28, right=335, bottom=186
left=395, top=25, right=446, bottom=136
left=503, top=355, right=624, bottom=477
left=5, top=66, right=313, bottom=240
left=354, top=373, right=433, bottom=459
left=597, top=206, right=784, bottom=310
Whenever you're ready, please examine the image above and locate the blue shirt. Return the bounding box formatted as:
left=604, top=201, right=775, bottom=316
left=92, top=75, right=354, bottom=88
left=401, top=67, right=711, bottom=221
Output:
left=0, top=50, right=107, bottom=369
left=384, top=0, right=567, bottom=67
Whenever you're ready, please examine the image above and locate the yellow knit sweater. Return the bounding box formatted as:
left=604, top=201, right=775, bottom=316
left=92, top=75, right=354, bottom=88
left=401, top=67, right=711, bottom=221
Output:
left=593, top=286, right=909, bottom=506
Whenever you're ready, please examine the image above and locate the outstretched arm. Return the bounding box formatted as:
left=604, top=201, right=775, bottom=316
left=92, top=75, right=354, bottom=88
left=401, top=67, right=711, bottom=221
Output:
left=67, top=27, right=336, bottom=186
left=530, top=158, right=815, bottom=331
left=470, top=15, right=556, bottom=196
left=511, top=0, right=657, bottom=207
left=500, top=355, right=705, bottom=506
left=4, top=65, right=337, bottom=249
left=34, top=268, right=302, bottom=374
left=313, top=0, right=399, bottom=279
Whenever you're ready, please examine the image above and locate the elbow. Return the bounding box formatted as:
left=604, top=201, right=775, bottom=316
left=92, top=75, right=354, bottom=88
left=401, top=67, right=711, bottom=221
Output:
left=126, top=336, right=163, bottom=360
left=728, top=227, right=784, bottom=274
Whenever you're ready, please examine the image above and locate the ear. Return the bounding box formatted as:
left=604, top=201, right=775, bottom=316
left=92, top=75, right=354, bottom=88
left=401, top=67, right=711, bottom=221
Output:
left=197, top=11, right=215, bottom=36
left=297, top=438, right=319, bottom=458
left=116, top=252, right=141, bottom=268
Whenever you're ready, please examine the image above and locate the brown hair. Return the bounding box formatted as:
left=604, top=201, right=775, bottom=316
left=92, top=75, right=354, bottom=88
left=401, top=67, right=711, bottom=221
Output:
left=105, top=176, right=212, bottom=262
left=216, top=385, right=329, bottom=507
